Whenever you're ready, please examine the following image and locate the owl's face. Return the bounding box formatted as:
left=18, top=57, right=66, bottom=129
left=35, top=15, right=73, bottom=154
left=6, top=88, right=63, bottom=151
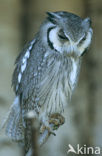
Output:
left=40, top=11, right=93, bottom=57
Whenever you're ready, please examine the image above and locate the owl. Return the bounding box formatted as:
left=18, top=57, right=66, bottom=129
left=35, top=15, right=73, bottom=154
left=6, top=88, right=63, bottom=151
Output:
left=4, top=11, right=93, bottom=154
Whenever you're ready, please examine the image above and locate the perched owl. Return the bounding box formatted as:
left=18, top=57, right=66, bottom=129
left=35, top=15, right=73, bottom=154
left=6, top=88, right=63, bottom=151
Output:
left=4, top=11, right=93, bottom=154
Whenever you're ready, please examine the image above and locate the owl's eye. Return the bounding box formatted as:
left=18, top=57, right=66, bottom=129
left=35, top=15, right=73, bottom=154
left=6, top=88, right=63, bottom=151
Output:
left=58, top=30, right=68, bottom=40
left=79, top=34, right=87, bottom=45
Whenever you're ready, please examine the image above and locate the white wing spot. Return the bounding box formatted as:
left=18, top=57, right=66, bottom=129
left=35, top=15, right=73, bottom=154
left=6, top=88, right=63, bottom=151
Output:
left=22, top=57, right=26, bottom=64
left=18, top=73, right=22, bottom=83
left=16, top=39, right=35, bottom=91
left=25, top=50, right=30, bottom=58
left=28, top=45, right=33, bottom=51
left=21, top=62, right=27, bottom=73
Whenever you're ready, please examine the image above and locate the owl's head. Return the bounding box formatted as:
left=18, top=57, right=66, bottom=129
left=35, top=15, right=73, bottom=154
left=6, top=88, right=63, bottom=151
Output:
left=40, top=11, right=93, bottom=57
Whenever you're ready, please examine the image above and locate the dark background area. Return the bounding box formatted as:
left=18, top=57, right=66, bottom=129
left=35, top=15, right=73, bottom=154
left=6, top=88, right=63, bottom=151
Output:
left=0, top=0, right=102, bottom=156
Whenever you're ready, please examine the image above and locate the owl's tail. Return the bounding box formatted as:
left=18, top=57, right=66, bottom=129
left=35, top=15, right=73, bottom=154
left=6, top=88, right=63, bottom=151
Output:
left=1, top=96, right=24, bottom=142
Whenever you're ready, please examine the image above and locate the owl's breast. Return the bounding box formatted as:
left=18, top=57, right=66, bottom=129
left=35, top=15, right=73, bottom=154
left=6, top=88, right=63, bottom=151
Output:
left=38, top=55, right=79, bottom=115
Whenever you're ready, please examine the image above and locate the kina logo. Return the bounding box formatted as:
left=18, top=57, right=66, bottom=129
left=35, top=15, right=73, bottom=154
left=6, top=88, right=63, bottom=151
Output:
left=67, top=144, right=101, bottom=155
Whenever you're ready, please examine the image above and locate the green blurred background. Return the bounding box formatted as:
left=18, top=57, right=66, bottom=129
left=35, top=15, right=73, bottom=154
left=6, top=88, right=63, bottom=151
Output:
left=0, top=0, right=102, bottom=156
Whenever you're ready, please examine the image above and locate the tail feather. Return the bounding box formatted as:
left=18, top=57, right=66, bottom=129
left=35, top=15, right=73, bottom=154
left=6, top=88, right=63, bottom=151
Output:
left=3, top=96, right=24, bottom=141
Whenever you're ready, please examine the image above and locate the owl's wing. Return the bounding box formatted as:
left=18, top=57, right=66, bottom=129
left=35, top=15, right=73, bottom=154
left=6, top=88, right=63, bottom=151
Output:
left=12, top=36, right=46, bottom=120
left=12, top=39, right=36, bottom=93
left=4, top=39, right=37, bottom=141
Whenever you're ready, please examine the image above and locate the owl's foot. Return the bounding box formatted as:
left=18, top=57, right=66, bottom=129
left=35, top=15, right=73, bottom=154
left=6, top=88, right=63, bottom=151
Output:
left=40, top=113, right=65, bottom=134
left=39, top=120, right=56, bottom=146
left=39, top=113, right=65, bottom=146
left=49, top=113, right=65, bottom=130
left=40, top=123, right=56, bottom=136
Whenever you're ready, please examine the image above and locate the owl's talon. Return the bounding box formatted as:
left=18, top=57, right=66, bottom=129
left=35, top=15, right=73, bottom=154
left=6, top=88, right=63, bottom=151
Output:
left=49, top=113, right=65, bottom=130
left=40, top=124, right=56, bottom=136
left=49, top=129, right=56, bottom=136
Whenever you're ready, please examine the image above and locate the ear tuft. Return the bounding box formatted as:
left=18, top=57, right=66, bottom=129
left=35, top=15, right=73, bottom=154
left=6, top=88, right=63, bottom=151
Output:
left=46, top=12, right=59, bottom=18
left=82, top=17, right=92, bottom=28
left=46, top=12, right=59, bottom=24
left=46, top=12, right=55, bottom=18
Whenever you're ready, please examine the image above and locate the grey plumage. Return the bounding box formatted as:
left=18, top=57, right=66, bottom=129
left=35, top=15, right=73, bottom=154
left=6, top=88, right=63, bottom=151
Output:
left=4, top=11, right=93, bottom=153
